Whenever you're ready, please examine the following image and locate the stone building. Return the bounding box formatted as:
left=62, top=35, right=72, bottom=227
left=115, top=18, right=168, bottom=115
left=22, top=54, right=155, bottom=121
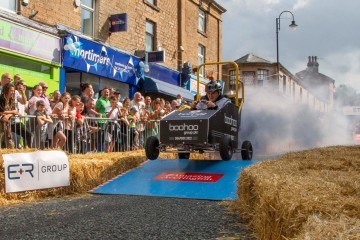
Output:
left=222, top=53, right=334, bottom=112
left=0, top=0, right=225, bottom=99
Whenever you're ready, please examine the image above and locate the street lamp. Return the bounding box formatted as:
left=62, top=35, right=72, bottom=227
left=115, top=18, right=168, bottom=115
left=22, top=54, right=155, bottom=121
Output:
left=276, top=11, right=298, bottom=83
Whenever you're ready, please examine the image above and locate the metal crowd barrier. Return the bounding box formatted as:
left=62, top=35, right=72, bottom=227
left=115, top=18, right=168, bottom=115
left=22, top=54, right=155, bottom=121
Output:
left=0, top=115, right=159, bottom=154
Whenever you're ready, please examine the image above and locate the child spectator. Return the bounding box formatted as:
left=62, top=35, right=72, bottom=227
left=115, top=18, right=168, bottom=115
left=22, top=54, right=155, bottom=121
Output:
left=127, top=106, right=139, bottom=150
left=75, top=102, right=92, bottom=154
left=104, top=95, right=122, bottom=152
left=34, top=100, right=53, bottom=149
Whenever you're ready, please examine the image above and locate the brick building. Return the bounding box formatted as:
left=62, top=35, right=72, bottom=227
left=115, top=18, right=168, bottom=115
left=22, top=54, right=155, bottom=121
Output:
left=0, top=0, right=225, bottom=100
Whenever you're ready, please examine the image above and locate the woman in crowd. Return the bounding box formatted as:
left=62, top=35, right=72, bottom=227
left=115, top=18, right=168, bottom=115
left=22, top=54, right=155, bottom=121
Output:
left=0, top=83, right=18, bottom=148
left=65, top=95, right=81, bottom=153
left=50, top=90, right=61, bottom=109
left=122, top=97, right=131, bottom=110
left=51, top=92, right=71, bottom=149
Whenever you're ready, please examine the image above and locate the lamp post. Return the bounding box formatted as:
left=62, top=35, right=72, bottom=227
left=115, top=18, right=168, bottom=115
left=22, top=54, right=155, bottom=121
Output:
left=276, top=11, right=298, bottom=84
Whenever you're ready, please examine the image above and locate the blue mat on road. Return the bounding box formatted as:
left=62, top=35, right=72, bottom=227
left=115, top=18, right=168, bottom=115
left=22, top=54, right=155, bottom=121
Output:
left=90, top=159, right=258, bottom=200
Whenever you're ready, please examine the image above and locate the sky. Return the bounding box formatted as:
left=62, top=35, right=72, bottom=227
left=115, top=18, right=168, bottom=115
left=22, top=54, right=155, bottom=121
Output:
left=221, top=0, right=360, bottom=91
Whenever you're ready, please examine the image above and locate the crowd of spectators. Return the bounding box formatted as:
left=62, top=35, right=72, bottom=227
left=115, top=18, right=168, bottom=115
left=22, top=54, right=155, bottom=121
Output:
left=0, top=73, right=185, bottom=154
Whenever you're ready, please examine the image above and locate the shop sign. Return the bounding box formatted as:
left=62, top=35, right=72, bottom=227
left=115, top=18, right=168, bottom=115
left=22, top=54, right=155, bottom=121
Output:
left=0, top=18, right=61, bottom=64
left=63, top=33, right=141, bottom=85
left=109, top=13, right=128, bottom=32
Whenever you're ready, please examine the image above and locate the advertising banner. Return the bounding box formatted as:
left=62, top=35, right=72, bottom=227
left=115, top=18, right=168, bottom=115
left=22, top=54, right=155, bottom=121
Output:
left=0, top=17, right=61, bottom=63
left=3, top=151, right=70, bottom=193
left=63, top=33, right=141, bottom=85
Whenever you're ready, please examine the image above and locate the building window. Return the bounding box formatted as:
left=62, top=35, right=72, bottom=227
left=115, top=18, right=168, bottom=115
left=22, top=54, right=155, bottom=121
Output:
left=0, top=0, right=17, bottom=11
left=198, top=9, right=206, bottom=33
left=283, top=75, right=287, bottom=93
left=257, top=69, right=268, bottom=87
left=198, top=44, right=205, bottom=76
left=146, top=20, right=155, bottom=51
left=242, top=71, right=255, bottom=86
left=81, top=0, right=94, bottom=37
left=229, top=70, right=236, bottom=90
left=293, top=82, right=296, bottom=99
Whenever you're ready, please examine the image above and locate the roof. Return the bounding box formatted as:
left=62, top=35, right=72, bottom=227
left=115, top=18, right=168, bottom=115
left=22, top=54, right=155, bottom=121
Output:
left=234, top=53, right=272, bottom=64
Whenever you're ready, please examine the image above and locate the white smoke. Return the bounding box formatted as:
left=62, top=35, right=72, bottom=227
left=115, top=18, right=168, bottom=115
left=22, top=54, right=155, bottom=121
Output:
left=238, top=87, right=352, bottom=154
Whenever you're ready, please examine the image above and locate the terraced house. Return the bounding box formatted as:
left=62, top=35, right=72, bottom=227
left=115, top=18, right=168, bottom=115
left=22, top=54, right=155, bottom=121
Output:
left=0, top=0, right=225, bottom=100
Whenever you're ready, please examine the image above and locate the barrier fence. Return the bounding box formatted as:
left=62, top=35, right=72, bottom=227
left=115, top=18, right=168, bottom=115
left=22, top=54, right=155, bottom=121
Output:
left=0, top=115, right=159, bottom=154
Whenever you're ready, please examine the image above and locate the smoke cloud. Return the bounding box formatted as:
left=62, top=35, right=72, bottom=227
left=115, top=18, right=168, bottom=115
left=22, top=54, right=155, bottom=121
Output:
left=238, top=87, right=352, bottom=155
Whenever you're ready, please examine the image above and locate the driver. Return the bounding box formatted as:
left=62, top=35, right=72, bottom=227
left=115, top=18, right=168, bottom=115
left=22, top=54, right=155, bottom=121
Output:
left=190, top=81, right=230, bottom=110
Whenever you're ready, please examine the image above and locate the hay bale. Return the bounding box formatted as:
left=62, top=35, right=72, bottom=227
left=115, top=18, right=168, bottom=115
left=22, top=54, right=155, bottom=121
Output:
left=235, top=146, right=360, bottom=240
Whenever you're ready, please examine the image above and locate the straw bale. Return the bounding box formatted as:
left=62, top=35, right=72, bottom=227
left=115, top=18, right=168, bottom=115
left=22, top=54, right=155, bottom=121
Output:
left=234, top=146, right=360, bottom=240
left=293, top=214, right=360, bottom=240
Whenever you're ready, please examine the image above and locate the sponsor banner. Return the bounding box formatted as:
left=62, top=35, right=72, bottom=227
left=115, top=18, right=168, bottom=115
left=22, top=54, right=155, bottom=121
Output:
left=63, top=33, right=141, bottom=85
left=0, top=17, right=61, bottom=63
left=3, top=151, right=70, bottom=193
left=154, top=172, right=224, bottom=182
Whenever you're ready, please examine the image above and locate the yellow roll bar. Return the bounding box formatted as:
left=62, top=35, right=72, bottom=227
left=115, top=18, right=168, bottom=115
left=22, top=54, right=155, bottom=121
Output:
left=196, top=61, right=244, bottom=113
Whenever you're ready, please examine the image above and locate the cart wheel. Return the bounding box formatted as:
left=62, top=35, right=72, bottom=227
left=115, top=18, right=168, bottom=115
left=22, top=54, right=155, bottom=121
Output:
left=145, top=136, right=160, bottom=160
left=241, top=140, right=253, bottom=160
left=178, top=152, right=190, bottom=159
left=219, top=135, right=233, bottom=161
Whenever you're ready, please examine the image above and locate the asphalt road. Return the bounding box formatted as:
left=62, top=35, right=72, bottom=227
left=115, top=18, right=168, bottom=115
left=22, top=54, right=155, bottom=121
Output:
left=0, top=194, right=254, bottom=240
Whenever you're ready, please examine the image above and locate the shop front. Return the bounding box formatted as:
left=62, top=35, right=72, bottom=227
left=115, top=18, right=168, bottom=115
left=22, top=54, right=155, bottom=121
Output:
left=0, top=17, right=61, bottom=95
left=62, top=33, right=141, bottom=99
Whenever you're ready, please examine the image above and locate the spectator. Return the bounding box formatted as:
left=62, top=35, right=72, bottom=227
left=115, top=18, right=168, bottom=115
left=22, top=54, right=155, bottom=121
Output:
left=118, top=107, right=130, bottom=151
left=75, top=101, right=94, bottom=154
left=0, top=83, right=17, bottom=148
left=66, top=95, right=81, bottom=153
left=80, top=83, right=95, bottom=104
left=95, top=88, right=110, bottom=151
left=127, top=106, right=139, bottom=150
left=13, top=80, right=29, bottom=148
left=28, top=85, right=43, bottom=115
left=50, top=90, right=61, bottom=109
left=171, top=99, right=178, bottom=111
left=13, top=74, right=21, bottom=85
left=52, top=92, right=71, bottom=149
left=0, top=73, right=12, bottom=94
left=82, top=97, right=100, bottom=152
left=113, top=91, right=123, bottom=108
left=163, top=101, right=171, bottom=115
left=38, top=81, right=52, bottom=115
left=104, top=95, right=122, bottom=152
left=130, top=92, right=145, bottom=113
left=33, top=100, right=53, bottom=149
left=176, top=94, right=183, bottom=106
left=95, top=87, right=110, bottom=118
left=122, top=97, right=131, bottom=110
left=82, top=97, right=102, bottom=117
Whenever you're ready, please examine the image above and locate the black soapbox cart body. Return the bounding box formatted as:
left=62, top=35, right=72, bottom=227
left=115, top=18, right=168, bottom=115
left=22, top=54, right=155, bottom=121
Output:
left=144, top=61, right=253, bottom=161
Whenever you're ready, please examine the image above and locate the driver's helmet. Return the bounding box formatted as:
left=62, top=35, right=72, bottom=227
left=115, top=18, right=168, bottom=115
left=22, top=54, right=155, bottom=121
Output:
left=205, top=81, right=222, bottom=93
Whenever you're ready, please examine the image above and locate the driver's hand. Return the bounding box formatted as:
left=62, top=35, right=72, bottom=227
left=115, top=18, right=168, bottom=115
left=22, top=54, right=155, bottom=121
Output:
left=206, top=101, right=216, bottom=108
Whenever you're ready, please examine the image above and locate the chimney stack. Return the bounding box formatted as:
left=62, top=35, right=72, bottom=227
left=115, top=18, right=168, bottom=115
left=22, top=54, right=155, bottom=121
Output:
left=307, top=56, right=319, bottom=73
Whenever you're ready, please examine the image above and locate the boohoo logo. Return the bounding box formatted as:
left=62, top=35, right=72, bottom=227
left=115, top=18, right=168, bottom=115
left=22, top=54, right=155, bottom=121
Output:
left=224, top=115, right=237, bottom=127
left=169, top=123, right=199, bottom=131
